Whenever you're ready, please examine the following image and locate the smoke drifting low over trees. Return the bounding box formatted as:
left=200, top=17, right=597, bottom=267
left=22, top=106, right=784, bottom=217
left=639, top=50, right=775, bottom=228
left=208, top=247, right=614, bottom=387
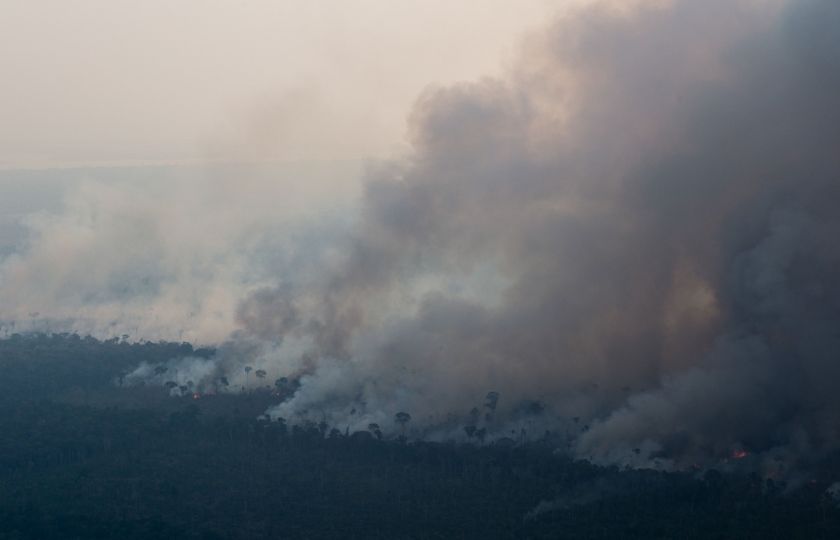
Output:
left=110, top=0, right=840, bottom=474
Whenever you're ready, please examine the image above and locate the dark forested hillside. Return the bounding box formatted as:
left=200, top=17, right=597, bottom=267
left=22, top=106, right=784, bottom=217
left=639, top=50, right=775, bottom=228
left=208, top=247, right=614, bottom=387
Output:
left=1, top=334, right=838, bottom=539
left=0, top=333, right=213, bottom=403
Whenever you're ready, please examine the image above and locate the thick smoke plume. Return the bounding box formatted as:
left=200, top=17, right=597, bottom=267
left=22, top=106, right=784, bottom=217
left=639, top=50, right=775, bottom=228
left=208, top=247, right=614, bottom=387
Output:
left=139, top=0, right=840, bottom=474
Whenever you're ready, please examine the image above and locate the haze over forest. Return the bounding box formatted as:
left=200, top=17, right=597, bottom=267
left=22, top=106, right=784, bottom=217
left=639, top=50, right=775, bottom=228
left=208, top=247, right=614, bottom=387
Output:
left=3, top=3, right=840, bottom=532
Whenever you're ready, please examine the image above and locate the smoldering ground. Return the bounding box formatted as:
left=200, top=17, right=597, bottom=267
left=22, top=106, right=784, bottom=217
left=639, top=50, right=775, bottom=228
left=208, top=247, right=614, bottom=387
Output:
left=118, top=0, right=840, bottom=473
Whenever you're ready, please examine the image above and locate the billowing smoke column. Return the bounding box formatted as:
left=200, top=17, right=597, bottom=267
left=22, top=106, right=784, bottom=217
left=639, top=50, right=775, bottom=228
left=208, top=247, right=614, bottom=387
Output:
left=145, top=0, right=840, bottom=473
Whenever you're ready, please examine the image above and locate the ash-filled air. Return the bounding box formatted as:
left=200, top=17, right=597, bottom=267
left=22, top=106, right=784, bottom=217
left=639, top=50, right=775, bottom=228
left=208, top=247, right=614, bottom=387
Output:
left=127, top=0, right=840, bottom=475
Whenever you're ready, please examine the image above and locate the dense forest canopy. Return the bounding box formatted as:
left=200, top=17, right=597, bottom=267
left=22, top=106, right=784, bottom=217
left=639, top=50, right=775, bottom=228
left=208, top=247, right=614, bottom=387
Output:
left=0, top=333, right=839, bottom=539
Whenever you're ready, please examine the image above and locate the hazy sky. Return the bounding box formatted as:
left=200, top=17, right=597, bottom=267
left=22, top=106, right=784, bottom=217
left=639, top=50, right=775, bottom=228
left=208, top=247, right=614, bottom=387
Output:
left=0, top=0, right=598, bottom=341
left=0, top=0, right=579, bottom=169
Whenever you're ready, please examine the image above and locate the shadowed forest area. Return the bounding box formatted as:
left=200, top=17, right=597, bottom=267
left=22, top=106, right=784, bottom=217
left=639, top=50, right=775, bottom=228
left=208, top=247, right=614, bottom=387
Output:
left=1, top=334, right=839, bottom=539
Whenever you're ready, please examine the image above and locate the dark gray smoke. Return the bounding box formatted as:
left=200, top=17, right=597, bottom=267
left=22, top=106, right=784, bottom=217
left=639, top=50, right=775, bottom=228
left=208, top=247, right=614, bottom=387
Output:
left=163, top=0, right=840, bottom=474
